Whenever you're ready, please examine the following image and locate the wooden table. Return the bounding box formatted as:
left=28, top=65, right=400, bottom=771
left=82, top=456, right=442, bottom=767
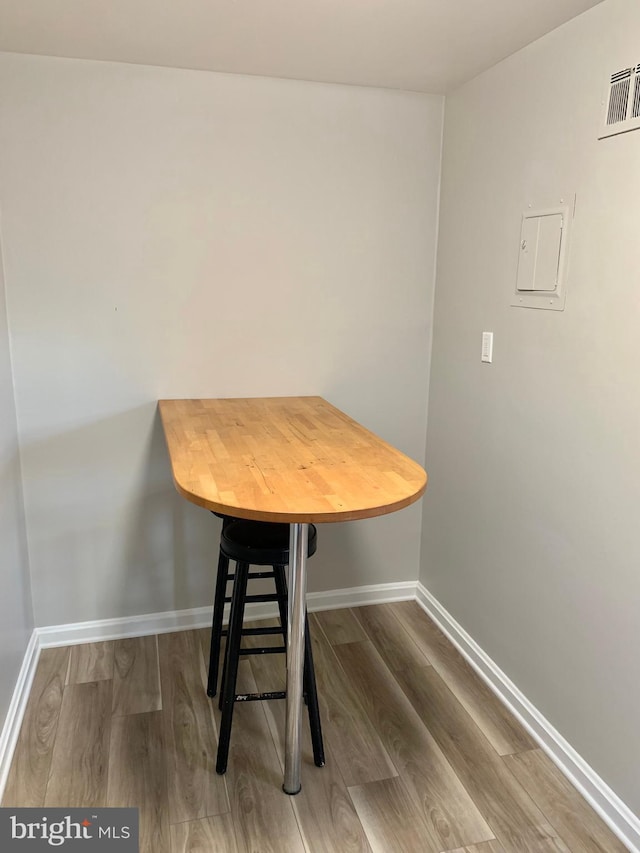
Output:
left=159, top=396, right=427, bottom=794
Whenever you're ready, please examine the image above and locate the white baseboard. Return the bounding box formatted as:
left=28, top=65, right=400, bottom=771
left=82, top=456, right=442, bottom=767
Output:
left=36, top=581, right=418, bottom=648
left=37, top=605, right=215, bottom=648
left=307, top=580, right=417, bottom=612
left=416, top=582, right=640, bottom=853
left=0, top=630, right=40, bottom=801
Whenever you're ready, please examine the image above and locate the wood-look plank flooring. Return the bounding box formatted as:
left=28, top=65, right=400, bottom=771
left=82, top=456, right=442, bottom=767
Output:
left=1, top=603, right=628, bottom=853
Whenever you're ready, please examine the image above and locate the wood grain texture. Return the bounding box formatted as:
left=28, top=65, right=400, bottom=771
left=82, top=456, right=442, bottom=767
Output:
left=445, top=842, right=506, bottom=853
left=246, top=625, right=373, bottom=853
left=158, top=397, right=426, bottom=522
left=503, top=749, right=629, bottom=853
left=112, top=635, right=162, bottom=716
left=335, top=640, right=494, bottom=851
left=348, top=776, right=440, bottom=853
left=67, top=641, right=114, bottom=684
left=290, top=740, right=374, bottom=853
left=353, top=604, right=430, bottom=672
left=158, top=630, right=228, bottom=824
left=1, top=647, right=69, bottom=807
left=394, top=663, right=571, bottom=852
left=390, top=601, right=535, bottom=755
left=108, top=711, right=170, bottom=853
left=170, top=814, right=244, bottom=853
left=313, top=608, right=368, bottom=646
left=309, top=612, right=398, bottom=787
left=44, top=680, right=111, bottom=807
left=222, top=659, right=306, bottom=853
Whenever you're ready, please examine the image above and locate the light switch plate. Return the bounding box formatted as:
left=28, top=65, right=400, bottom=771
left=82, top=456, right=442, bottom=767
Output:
left=481, top=332, right=493, bottom=363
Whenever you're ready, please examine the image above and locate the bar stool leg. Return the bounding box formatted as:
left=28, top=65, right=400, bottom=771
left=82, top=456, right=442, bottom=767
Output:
left=303, top=616, right=325, bottom=767
left=273, top=564, right=289, bottom=643
left=207, top=548, right=230, bottom=697
left=274, top=565, right=324, bottom=768
left=218, top=645, right=228, bottom=712
left=216, top=560, right=249, bottom=775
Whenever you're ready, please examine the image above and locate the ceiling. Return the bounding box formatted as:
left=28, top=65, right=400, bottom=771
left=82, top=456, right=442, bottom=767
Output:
left=0, top=0, right=603, bottom=94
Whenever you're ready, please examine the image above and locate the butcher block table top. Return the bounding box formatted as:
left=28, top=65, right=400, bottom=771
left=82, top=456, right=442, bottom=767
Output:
left=158, top=396, right=427, bottom=523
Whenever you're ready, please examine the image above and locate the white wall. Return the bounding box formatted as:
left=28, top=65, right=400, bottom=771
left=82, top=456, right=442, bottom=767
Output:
left=422, top=0, right=640, bottom=815
left=0, top=53, right=443, bottom=627
left=0, top=224, right=33, bottom=731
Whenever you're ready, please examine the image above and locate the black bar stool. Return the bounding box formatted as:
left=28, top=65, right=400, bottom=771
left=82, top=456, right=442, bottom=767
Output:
left=207, top=512, right=290, bottom=700
left=213, top=519, right=325, bottom=775
left=206, top=512, right=237, bottom=699
left=207, top=513, right=285, bottom=699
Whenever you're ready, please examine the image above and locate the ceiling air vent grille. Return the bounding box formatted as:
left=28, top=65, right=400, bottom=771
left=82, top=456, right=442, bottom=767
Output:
left=599, top=64, right=640, bottom=139
left=632, top=65, right=640, bottom=118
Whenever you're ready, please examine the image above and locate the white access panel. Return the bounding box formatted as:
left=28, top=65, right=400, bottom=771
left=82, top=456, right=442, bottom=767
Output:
left=516, top=217, right=539, bottom=292
left=533, top=214, right=563, bottom=291
left=512, top=202, right=572, bottom=311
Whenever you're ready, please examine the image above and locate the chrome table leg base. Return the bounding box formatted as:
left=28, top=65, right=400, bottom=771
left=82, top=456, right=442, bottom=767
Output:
left=283, top=522, right=308, bottom=795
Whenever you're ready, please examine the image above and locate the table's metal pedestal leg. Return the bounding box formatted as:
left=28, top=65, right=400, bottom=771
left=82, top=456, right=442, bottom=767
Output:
left=283, top=522, right=308, bottom=795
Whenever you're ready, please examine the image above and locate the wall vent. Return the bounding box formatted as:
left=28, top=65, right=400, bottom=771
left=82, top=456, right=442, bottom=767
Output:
left=599, top=64, right=640, bottom=139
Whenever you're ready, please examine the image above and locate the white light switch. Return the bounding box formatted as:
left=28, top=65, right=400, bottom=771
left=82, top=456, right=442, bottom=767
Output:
left=481, top=332, right=493, bottom=363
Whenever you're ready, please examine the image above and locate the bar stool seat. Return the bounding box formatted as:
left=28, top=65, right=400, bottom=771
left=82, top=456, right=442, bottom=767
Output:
left=213, top=520, right=325, bottom=776
left=221, top=521, right=317, bottom=564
